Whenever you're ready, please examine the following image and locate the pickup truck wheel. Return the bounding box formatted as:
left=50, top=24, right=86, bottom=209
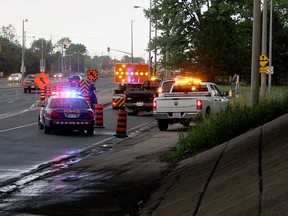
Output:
left=182, top=120, right=190, bottom=127
left=205, top=107, right=211, bottom=118
left=28, top=89, right=32, bottom=93
left=158, top=120, right=168, bottom=131
left=132, top=110, right=139, bottom=116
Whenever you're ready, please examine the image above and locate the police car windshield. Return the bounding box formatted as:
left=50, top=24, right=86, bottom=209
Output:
left=49, top=98, right=90, bottom=109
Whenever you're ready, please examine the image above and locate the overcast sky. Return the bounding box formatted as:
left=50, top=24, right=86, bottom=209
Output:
left=1, top=0, right=151, bottom=60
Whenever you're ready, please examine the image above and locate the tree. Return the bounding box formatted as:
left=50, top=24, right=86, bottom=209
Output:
left=0, top=24, right=19, bottom=45
left=150, top=0, right=288, bottom=84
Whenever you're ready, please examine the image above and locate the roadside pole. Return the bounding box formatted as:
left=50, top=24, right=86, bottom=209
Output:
left=250, top=0, right=261, bottom=106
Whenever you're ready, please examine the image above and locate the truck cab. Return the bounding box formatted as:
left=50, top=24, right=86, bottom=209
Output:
left=125, top=78, right=162, bottom=115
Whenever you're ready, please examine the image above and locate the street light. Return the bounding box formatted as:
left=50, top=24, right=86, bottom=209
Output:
left=131, top=19, right=134, bottom=63
left=21, top=19, right=28, bottom=78
left=77, top=48, right=85, bottom=73
left=134, top=0, right=152, bottom=75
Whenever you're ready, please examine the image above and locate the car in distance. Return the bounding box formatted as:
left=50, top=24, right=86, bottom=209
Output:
left=67, top=75, right=82, bottom=88
left=38, top=91, right=95, bottom=135
left=8, top=73, right=22, bottom=83
left=22, top=74, right=38, bottom=93
left=53, top=72, right=63, bottom=79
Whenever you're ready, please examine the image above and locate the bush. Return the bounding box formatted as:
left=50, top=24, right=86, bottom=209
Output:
left=168, top=94, right=288, bottom=162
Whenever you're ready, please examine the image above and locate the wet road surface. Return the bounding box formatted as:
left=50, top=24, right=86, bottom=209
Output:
left=0, top=123, right=185, bottom=216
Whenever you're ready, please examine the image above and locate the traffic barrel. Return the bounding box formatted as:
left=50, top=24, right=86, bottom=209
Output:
left=59, top=83, right=63, bottom=92
left=114, top=109, right=128, bottom=137
left=40, top=88, right=45, bottom=101
left=94, top=104, right=105, bottom=128
left=52, top=84, right=57, bottom=93
left=45, top=85, right=51, bottom=98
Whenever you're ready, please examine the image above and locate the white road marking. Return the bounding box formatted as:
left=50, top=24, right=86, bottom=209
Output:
left=0, top=123, right=37, bottom=133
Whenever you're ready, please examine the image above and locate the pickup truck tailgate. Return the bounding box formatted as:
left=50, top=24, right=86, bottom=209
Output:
left=155, top=97, right=198, bottom=112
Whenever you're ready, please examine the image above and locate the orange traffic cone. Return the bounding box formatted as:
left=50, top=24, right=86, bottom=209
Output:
left=114, top=109, right=128, bottom=137
left=94, top=104, right=105, bottom=128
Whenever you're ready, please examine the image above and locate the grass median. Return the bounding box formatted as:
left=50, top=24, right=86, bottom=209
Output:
left=167, top=88, right=288, bottom=162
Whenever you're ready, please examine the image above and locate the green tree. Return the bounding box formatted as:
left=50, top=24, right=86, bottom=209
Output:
left=150, top=0, right=288, bottom=84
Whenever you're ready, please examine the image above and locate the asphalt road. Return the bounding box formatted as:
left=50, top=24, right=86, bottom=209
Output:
left=0, top=77, right=155, bottom=187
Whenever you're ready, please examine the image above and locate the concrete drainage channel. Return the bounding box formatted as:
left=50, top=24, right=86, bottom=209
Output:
left=0, top=122, right=156, bottom=198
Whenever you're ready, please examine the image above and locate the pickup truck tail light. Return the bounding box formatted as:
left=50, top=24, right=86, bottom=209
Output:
left=196, top=100, right=202, bottom=110
left=153, top=101, right=157, bottom=110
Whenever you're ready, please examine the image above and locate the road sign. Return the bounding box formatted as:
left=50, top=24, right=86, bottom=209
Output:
left=34, top=72, right=51, bottom=89
left=260, top=67, right=268, bottom=73
left=260, top=54, right=269, bottom=67
left=267, top=66, right=274, bottom=74
left=87, top=69, right=98, bottom=81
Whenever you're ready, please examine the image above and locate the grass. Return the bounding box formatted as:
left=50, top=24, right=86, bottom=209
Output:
left=167, top=88, right=288, bottom=162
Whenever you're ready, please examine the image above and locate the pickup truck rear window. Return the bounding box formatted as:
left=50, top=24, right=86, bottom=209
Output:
left=172, top=84, right=208, bottom=93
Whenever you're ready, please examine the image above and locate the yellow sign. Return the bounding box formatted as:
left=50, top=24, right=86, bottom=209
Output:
left=260, top=67, right=268, bottom=73
left=260, top=54, right=269, bottom=67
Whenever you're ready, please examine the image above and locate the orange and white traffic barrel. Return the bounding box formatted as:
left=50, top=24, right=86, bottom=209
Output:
left=94, top=104, right=105, bottom=128
left=40, top=88, right=45, bottom=101
left=114, top=109, right=128, bottom=137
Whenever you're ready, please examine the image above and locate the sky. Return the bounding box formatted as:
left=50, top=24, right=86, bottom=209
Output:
left=0, top=0, right=151, bottom=60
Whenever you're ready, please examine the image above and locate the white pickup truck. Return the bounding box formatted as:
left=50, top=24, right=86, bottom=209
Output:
left=153, top=81, right=229, bottom=131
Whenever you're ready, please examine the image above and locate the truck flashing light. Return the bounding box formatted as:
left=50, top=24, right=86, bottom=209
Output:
left=174, top=77, right=201, bottom=85
left=114, top=63, right=149, bottom=84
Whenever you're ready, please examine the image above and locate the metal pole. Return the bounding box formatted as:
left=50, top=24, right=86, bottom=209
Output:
left=154, top=24, right=157, bottom=71
left=61, top=44, right=64, bottom=76
left=149, top=0, right=152, bottom=76
left=250, top=0, right=261, bottom=106
left=260, top=0, right=268, bottom=99
left=77, top=51, right=80, bottom=73
left=131, top=19, right=134, bottom=63
left=268, top=0, right=273, bottom=91
left=21, top=19, right=27, bottom=78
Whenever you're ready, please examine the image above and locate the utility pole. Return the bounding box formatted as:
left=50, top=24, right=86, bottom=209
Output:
left=250, top=0, right=261, bottom=106
left=260, top=0, right=268, bottom=99
left=268, top=0, right=273, bottom=91
left=21, top=19, right=28, bottom=78
left=131, top=19, right=134, bottom=63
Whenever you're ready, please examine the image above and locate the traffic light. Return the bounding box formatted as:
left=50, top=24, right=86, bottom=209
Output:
left=107, top=47, right=110, bottom=52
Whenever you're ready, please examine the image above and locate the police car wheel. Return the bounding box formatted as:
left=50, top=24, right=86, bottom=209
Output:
left=86, top=126, right=94, bottom=136
left=44, top=123, right=51, bottom=134
left=38, top=116, right=44, bottom=130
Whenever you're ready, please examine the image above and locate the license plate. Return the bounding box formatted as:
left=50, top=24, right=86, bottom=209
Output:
left=173, top=113, right=181, bottom=118
left=31, top=86, right=35, bottom=88
left=67, top=114, right=77, bottom=118
left=136, top=102, right=144, bottom=106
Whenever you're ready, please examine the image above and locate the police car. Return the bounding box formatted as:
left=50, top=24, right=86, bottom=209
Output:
left=38, top=91, right=95, bottom=135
